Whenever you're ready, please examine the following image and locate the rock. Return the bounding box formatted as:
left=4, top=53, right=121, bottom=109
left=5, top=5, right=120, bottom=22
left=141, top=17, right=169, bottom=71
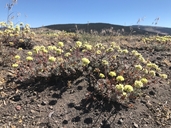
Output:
left=15, top=105, right=21, bottom=111
left=41, top=101, right=47, bottom=105
left=118, top=118, right=124, bottom=124
left=30, top=109, right=37, bottom=113
left=133, top=122, right=139, bottom=128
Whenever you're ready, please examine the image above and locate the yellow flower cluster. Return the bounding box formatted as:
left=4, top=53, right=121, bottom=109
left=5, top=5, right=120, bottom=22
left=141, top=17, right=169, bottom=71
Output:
left=116, top=76, right=124, bottom=82
left=99, top=73, right=105, bottom=78
left=109, top=71, right=116, bottom=77
left=115, top=84, right=133, bottom=93
left=96, top=50, right=101, bottom=55
left=146, top=62, right=160, bottom=71
left=115, top=84, right=124, bottom=91
left=49, top=56, right=56, bottom=62
left=12, top=63, right=18, bottom=68
left=134, top=80, right=143, bottom=88
left=82, top=57, right=90, bottom=66
left=106, top=48, right=114, bottom=52
left=48, top=46, right=57, bottom=51
left=149, top=70, right=156, bottom=76
left=27, top=51, right=32, bottom=56
left=132, top=50, right=142, bottom=57
left=56, top=48, right=63, bottom=54
left=159, top=74, right=167, bottom=79
left=64, top=52, right=71, bottom=57
left=102, top=60, right=109, bottom=66
left=122, top=49, right=129, bottom=54
left=124, top=85, right=134, bottom=93
left=134, top=64, right=143, bottom=70
left=58, top=42, right=64, bottom=47
left=26, top=56, right=33, bottom=61
left=15, top=55, right=20, bottom=59
left=140, top=78, right=148, bottom=84
left=84, top=44, right=92, bottom=50
left=76, top=41, right=82, bottom=48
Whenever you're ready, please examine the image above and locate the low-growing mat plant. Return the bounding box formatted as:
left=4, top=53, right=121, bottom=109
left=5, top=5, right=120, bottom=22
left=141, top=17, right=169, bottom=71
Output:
left=10, top=36, right=168, bottom=105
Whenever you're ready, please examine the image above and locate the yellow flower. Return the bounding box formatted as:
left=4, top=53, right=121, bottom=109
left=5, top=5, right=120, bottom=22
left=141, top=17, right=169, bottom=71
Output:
left=106, top=48, right=114, bottom=52
left=82, top=49, right=87, bottom=53
left=124, top=85, right=134, bottom=93
left=40, top=45, right=46, bottom=50
left=134, top=64, right=142, bottom=70
left=113, top=45, right=120, bottom=50
left=15, top=25, right=20, bottom=31
left=149, top=70, right=156, bottom=76
left=134, top=80, right=143, bottom=88
left=132, top=50, right=142, bottom=57
left=110, top=42, right=116, bottom=47
left=19, top=39, right=24, bottom=43
left=102, top=60, right=109, bottom=66
left=12, top=63, right=18, bottom=68
left=99, top=73, right=105, bottom=78
left=115, top=84, right=124, bottom=92
left=101, top=46, right=105, bottom=50
left=57, top=57, right=64, bottom=63
left=64, top=52, right=71, bottom=57
left=112, top=55, right=117, bottom=59
left=159, top=74, right=167, bottom=79
left=143, top=69, right=148, bottom=74
left=96, top=50, right=101, bottom=55
left=10, top=33, right=14, bottom=37
left=14, top=55, right=20, bottom=59
left=18, top=47, right=23, bottom=50
left=49, top=56, right=56, bottom=62
left=122, top=92, right=127, bottom=97
left=42, top=49, right=48, bottom=53
left=138, top=56, right=147, bottom=63
left=76, top=41, right=82, bottom=48
left=117, top=49, right=123, bottom=53
left=26, top=56, right=33, bottom=61
left=84, top=44, right=92, bottom=50
left=56, top=48, right=63, bottom=54
left=48, top=46, right=53, bottom=51
left=82, top=57, right=90, bottom=66
left=116, top=76, right=124, bottom=82
left=58, top=42, right=64, bottom=47
left=9, top=42, right=14, bottom=46
left=95, top=43, right=103, bottom=48
left=109, top=71, right=116, bottom=77
left=122, top=49, right=129, bottom=54
left=140, top=78, right=148, bottom=84
left=27, top=51, right=32, bottom=56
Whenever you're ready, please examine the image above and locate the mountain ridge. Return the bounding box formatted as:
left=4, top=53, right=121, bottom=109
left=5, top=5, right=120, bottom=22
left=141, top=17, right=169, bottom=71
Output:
left=39, top=23, right=171, bottom=35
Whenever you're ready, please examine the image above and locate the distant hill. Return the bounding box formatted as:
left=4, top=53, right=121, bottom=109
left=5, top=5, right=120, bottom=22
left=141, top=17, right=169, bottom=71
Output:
left=36, top=23, right=171, bottom=36
left=132, top=25, right=171, bottom=35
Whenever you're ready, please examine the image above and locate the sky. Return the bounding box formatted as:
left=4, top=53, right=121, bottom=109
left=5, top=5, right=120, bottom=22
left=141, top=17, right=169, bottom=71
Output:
left=0, top=0, right=171, bottom=28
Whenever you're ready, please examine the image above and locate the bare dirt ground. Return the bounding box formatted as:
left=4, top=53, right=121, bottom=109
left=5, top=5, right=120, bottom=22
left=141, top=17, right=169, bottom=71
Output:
left=0, top=33, right=171, bottom=128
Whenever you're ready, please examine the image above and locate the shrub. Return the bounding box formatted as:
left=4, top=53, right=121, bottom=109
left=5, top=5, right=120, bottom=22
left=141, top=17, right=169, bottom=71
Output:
left=11, top=39, right=167, bottom=105
left=0, top=22, right=35, bottom=49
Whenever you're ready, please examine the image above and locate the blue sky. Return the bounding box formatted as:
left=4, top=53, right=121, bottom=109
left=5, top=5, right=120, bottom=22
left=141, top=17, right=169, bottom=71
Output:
left=0, top=0, right=171, bottom=28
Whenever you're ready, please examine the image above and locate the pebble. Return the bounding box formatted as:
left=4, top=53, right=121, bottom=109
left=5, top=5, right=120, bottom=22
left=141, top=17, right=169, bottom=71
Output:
left=133, top=122, right=139, bottom=128
left=15, top=105, right=21, bottom=111
left=41, top=101, right=47, bottom=105
left=30, top=109, right=37, bottom=113
left=49, top=106, right=53, bottom=109
left=118, top=118, right=124, bottom=124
